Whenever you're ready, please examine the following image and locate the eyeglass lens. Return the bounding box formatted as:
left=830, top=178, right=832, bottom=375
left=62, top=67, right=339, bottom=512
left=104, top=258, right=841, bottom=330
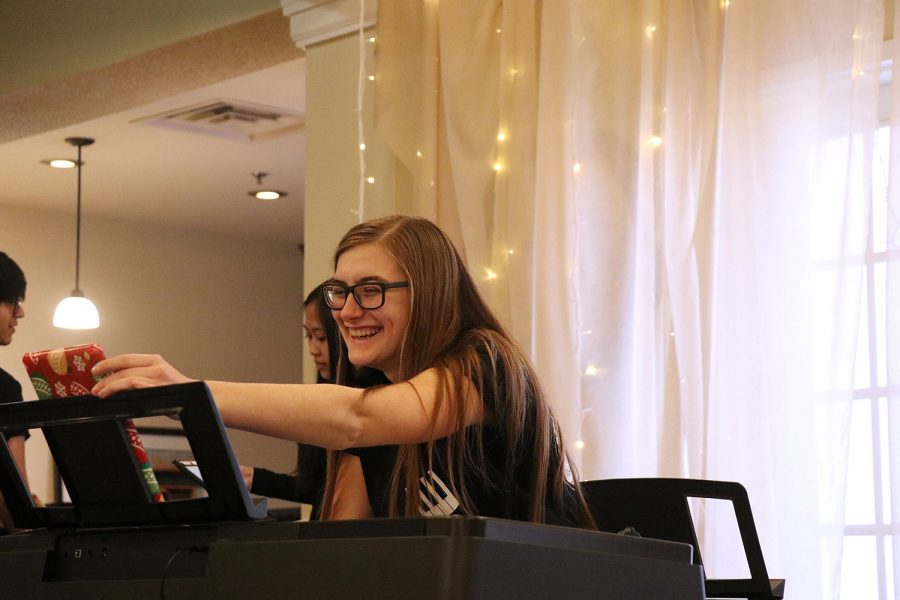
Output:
left=326, top=284, right=386, bottom=309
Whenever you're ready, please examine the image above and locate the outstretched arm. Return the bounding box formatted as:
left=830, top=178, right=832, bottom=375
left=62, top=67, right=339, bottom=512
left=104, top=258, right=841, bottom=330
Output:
left=92, top=354, right=484, bottom=450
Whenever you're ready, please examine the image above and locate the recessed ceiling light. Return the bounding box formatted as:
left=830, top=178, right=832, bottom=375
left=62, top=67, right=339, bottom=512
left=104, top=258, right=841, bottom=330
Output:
left=41, top=158, right=78, bottom=169
left=250, top=190, right=286, bottom=201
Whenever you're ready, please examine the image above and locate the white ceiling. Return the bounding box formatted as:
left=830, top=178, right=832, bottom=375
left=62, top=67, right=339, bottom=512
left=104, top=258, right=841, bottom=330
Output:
left=0, top=56, right=306, bottom=245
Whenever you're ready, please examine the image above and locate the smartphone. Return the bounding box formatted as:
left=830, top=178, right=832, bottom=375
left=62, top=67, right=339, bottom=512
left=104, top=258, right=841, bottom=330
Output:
left=173, top=459, right=205, bottom=488
left=22, top=344, right=167, bottom=503
left=22, top=343, right=106, bottom=399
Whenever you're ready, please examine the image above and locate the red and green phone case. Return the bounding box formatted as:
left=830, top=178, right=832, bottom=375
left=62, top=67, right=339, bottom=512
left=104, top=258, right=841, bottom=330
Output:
left=22, top=344, right=165, bottom=503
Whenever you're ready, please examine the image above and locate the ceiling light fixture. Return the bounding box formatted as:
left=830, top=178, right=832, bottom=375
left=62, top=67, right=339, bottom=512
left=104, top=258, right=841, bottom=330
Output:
left=41, top=158, right=77, bottom=169
left=53, top=137, right=100, bottom=330
left=248, top=171, right=286, bottom=200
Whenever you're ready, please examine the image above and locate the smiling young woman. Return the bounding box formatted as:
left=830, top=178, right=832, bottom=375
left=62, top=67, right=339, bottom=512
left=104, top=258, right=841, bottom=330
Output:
left=92, top=216, right=595, bottom=528
left=318, top=216, right=596, bottom=525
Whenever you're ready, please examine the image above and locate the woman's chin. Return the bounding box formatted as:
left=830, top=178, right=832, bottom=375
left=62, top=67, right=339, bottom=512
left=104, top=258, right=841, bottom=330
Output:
left=347, top=349, right=371, bottom=368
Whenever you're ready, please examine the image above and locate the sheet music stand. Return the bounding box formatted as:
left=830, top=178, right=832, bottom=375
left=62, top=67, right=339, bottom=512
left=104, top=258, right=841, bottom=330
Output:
left=582, top=478, right=785, bottom=599
left=0, top=381, right=266, bottom=530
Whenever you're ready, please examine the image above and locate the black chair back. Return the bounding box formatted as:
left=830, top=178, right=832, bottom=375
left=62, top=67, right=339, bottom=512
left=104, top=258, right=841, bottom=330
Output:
left=581, top=478, right=784, bottom=599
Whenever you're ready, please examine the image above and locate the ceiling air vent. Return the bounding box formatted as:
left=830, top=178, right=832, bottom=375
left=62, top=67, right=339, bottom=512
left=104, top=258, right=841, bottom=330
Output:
left=134, top=100, right=305, bottom=142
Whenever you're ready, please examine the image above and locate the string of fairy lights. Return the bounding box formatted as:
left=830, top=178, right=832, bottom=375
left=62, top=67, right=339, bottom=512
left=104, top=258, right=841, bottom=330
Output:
left=355, top=1, right=380, bottom=224
left=571, top=3, right=590, bottom=455
left=494, top=11, right=598, bottom=453
left=356, top=0, right=368, bottom=222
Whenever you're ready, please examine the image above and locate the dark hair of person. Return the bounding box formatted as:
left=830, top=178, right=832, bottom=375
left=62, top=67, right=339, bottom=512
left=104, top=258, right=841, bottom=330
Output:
left=304, top=283, right=341, bottom=385
left=289, top=283, right=341, bottom=508
left=319, top=216, right=595, bottom=527
left=0, top=252, right=26, bottom=304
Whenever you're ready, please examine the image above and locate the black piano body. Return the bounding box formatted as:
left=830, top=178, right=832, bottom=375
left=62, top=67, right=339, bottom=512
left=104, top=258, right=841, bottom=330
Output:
left=0, top=383, right=705, bottom=599
left=0, top=516, right=704, bottom=599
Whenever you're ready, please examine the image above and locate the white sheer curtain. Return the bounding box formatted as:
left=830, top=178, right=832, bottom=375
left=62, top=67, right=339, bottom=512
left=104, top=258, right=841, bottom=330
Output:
left=376, top=1, right=893, bottom=597
left=886, top=9, right=900, bottom=599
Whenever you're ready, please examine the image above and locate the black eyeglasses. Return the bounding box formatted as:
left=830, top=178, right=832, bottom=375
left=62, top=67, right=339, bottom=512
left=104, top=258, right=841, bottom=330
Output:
left=3, top=298, right=23, bottom=314
left=322, top=281, right=409, bottom=310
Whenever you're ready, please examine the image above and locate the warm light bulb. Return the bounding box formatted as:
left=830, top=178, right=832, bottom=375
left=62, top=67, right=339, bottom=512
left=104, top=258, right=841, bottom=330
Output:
left=650, top=136, right=663, bottom=147
left=645, top=24, right=656, bottom=37
left=497, top=131, right=507, bottom=142
left=574, top=441, right=585, bottom=450
left=493, top=162, right=504, bottom=172
left=366, top=176, right=376, bottom=184
left=48, top=159, right=77, bottom=169
left=484, top=268, right=498, bottom=280
left=368, top=75, right=375, bottom=81
left=359, top=143, right=367, bottom=150
left=53, top=294, right=100, bottom=329
left=573, top=162, right=582, bottom=173
left=253, top=190, right=282, bottom=200
left=584, top=364, right=599, bottom=376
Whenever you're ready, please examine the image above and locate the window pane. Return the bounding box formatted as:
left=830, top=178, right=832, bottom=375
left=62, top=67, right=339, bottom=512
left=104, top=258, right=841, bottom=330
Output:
left=873, top=126, right=889, bottom=254
left=845, top=399, right=875, bottom=524
left=874, top=261, right=886, bottom=389
left=811, top=135, right=869, bottom=260
left=811, top=268, right=865, bottom=391
left=839, top=536, right=879, bottom=600
left=879, top=397, right=891, bottom=524
left=855, top=283, right=871, bottom=390
left=886, top=535, right=894, bottom=600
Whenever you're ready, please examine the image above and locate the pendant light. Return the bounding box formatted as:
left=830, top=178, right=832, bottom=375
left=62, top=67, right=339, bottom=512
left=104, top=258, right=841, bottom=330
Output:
left=53, top=137, right=100, bottom=330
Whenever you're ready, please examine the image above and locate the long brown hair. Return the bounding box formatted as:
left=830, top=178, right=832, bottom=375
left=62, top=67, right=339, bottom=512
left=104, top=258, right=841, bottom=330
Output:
left=320, top=216, right=594, bottom=527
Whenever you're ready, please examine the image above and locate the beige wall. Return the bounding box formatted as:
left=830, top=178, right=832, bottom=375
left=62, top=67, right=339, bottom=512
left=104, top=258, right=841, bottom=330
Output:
left=1, top=19, right=412, bottom=508
left=0, top=204, right=302, bottom=502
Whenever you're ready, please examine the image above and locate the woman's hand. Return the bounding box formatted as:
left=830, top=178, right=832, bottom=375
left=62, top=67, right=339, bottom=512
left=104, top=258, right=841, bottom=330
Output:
left=91, top=354, right=194, bottom=398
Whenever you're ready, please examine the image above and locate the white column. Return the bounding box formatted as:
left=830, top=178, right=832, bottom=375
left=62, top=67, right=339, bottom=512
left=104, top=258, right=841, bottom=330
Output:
left=281, top=0, right=377, bottom=49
